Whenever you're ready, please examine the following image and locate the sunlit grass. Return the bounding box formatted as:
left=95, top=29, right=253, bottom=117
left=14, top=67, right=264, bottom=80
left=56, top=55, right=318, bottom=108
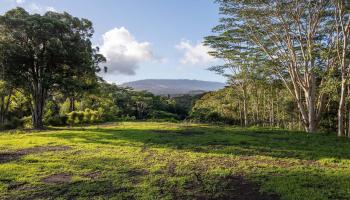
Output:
left=0, top=122, right=350, bottom=199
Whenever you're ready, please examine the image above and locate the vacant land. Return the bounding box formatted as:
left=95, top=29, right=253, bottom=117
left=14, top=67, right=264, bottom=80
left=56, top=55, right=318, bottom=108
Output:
left=0, top=122, right=350, bottom=200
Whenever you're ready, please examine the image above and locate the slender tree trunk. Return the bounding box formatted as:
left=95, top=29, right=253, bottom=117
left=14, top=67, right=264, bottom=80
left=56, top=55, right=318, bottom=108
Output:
left=271, top=99, right=275, bottom=126
left=69, top=97, right=75, bottom=112
left=348, top=105, right=350, bottom=138
left=238, top=101, right=243, bottom=126
left=263, top=89, right=266, bottom=127
left=0, top=96, right=5, bottom=125
left=338, top=78, right=347, bottom=136
left=242, top=85, right=248, bottom=127
left=256, top=89, right=260, bottom=125
left=0, top=92, right=12, bottom=125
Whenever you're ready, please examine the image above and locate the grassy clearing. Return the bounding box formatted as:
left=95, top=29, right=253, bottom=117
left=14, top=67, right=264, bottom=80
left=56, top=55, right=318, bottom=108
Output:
left=0, top=122, right=350, bottom=199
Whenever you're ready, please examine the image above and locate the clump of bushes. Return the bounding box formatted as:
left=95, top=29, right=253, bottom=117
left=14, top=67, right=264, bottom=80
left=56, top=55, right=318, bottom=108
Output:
left=43, top=109, right=101, bottom=126
left=189, top=108, right=236, bottom=124
left=22, top=116, right=32, bottom=129
left=46, top=115, right=67, bottom=126
left=149, top=110, right=179, bottom=122
left=66, top=109, right=101, bottom=125
left=0, top=117, right=23, bottom=130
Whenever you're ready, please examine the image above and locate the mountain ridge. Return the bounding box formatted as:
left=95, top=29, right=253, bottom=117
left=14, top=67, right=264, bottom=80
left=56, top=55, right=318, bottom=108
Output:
left=121, top=79, right=226, bottom=95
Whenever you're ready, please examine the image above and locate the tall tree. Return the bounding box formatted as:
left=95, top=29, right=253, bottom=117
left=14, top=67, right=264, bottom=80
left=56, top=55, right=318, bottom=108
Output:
left=0, top=8, right=105, bottom=129
left=207, top=0, right=335, bottom=132
left=334, top=0, right=350, bottom=136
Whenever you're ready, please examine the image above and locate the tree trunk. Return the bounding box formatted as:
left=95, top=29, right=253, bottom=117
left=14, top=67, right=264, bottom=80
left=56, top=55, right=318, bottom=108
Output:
left=238, top=101, right=243, bottom=126
left=69, top=97, right=75, bottom=112
left=256, top=89, right=260, bottom=125
left=242, top=85, right=248, bottom=127
left=0, top=96, right=5, bottom=125
left=302, top=73, right=318, bottom=133
left=338, top=78, right=347, bottom=136
left=32, top=84, right=46, bottom=129
left=307, top=99, right=316, bottom=132
left=348, top=106, right=350, bottom=138
left=0, top=92, right=12, bottom=125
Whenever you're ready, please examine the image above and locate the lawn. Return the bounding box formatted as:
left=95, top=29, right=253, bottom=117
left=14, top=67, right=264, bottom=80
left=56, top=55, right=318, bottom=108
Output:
left=1, top=122, right=350, bottom=200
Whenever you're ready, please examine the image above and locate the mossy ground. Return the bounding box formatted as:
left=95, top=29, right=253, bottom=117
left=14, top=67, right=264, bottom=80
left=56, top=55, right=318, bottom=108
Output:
left=0, top=122, right=350, bottom=199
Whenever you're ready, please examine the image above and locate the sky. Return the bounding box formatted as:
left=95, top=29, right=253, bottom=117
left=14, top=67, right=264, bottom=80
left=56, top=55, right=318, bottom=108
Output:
left=0, top=0, right=226, bottom=84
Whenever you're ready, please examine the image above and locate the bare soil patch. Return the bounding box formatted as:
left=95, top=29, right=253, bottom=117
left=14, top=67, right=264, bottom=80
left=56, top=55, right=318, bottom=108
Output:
left=0, top=145, right=71, bottom=164
left=0, top=152, right=22, bottom=164
left=126, top=169, right=149, bottom=177
left=42, top=173, right=72, bottom=184
left=222, top=175, right=279, bottom=200
left=82, top=171, right=102, bottom=180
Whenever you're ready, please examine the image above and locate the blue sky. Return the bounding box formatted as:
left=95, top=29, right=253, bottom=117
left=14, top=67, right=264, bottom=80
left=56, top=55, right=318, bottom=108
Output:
left=1, top=0, right=226, bottom=84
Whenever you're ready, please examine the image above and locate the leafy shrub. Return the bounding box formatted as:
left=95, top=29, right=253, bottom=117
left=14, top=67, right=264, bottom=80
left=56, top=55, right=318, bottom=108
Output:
left=0, top=117, right=23, bottom=130
left=22, top=116, right=32, bottom=129
left=67, top=111, right=79, bottom=125
left=120, top=115, right=136, bottom=121
left=150, top=110, right=180, bottom=120
left=46, top=115, right=67, bottom=126
left=67, top=109, right=100, bottom=125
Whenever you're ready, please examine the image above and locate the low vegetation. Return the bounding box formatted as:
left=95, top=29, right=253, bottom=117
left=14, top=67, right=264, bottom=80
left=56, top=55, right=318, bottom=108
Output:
left=1, top=122, right=350, bottom=200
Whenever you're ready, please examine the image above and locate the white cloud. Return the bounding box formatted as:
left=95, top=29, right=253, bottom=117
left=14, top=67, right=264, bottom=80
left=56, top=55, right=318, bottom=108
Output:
left=175, top=40, right=216, bottom=65
left=7, top=0, right=56, bottom=13
left=15, top=0, right=25, bottom=4
left=99, top=27, right=155, bottom=75
left=27, top=3, right=56, bottom=14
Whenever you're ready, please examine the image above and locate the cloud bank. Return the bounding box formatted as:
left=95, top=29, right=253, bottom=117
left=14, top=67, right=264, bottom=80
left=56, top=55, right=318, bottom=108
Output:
left=9, top=0, right=56, bottom=14
left=175, top=40, right=216, bottom=65
left=99, top=27, right=155, bottom=75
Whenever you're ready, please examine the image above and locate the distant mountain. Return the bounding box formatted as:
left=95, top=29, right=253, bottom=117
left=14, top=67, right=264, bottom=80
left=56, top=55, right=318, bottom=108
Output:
left=122, top=79, right=226, bottom=95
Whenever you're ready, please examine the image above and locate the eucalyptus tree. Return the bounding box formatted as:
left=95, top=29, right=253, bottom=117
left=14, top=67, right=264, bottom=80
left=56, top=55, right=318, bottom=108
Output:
left=207, top=0, right=336, bottom=132
left=0, top=8, right=105, bottom=129
left=333, top=0, right=350, bottom=136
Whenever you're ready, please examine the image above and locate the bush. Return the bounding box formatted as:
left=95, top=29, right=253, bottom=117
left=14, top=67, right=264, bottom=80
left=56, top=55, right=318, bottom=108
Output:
left=22, top=116, right=32, bottom=129
left=67, top=111, right=79, bottom=125
left=120, top=115, right=136, bottom=121
left=67, top=109, right=101, bottom=126
left=150, top=110, right=180, bottom=120
left=46, top=115, right=67, bottom=126
left=0, top=117, right=23, bottom=130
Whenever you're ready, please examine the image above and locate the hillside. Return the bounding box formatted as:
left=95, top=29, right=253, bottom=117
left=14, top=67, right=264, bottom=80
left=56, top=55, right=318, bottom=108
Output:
left=122, top=79, right=226, bottom=95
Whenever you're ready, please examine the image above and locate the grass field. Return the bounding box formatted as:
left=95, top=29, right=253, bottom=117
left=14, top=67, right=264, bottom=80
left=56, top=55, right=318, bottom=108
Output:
left=1, top=122, right=350, bottom=200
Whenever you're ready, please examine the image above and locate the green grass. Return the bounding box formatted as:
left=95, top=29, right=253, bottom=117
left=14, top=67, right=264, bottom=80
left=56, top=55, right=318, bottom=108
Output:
left=1, top=122, right=350, bottom=199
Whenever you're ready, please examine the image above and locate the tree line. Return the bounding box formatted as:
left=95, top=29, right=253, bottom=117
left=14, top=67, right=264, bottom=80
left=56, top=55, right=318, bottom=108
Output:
left=202, top=0, right=350, bottom=135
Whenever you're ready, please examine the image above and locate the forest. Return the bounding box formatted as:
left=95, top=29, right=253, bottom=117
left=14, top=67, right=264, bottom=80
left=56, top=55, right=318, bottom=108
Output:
left=1, top=1, right=350, bottom=200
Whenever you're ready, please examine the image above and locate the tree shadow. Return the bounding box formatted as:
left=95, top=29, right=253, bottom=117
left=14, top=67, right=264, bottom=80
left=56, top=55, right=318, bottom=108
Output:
left=258, top=168, right=350, bottom=199
left=41, top=125, right=350, bottom=161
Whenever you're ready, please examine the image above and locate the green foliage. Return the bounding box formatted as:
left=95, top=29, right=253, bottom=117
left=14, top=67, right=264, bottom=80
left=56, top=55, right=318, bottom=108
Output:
left=66, top=109, right=100, bottom=125
left=150, top=110, right=179, bottom=121
left=0, top=117, right=22, bottom=130
left=190, top=85, right=303, bottom=129
left=22, top=116, right=32, bottom=129
left=0, top=8, right=105, bottom=128
left=46, top=115, right=68, bottom=126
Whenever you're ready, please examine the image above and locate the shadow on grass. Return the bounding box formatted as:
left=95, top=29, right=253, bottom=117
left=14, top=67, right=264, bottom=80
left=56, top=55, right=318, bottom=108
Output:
left=5, top=179, right=134, bottom=200
left=42, top=125, right=350, bottom=161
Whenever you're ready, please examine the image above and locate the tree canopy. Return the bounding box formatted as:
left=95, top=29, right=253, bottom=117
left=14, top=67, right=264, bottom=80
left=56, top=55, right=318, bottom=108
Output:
left=0, top=8, right=105, bottom=128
